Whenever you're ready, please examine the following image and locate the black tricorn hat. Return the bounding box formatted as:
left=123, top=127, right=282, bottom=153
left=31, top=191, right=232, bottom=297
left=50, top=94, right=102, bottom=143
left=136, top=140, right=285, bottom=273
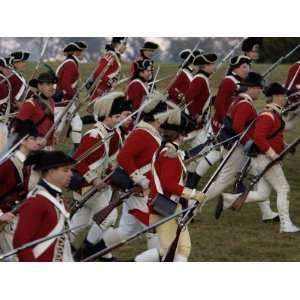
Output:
left=63, top=41, right=87, bottom=53
left=10, top=51, right=30, bottom=63
left=179, top=49, right=192, bottom=60
left=179, top=49, right=203, bottom=60
left=111, top=37, right=127, bottom=44
left=241, top=72, right=265, bottom=88
left=12, top=119, right=40, bottom=140
left=29, top=72, right=58, bottom=88
left=25, top=150, right=76, bottom=171
left=0, top=57, right=13, bottom=68
left=141, top=41, right=159, bottom=51
left=242, top=37, right=263, bottom=52
left=264, top=82, right=288, bottom=97
left=230, top=55, right=251, bottom=68
left=194, top=53, right=218, bottom=65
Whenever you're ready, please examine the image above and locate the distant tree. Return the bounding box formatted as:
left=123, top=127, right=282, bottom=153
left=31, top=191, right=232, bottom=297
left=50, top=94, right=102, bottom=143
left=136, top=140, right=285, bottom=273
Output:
left=259, top=37, right=300, bottom=63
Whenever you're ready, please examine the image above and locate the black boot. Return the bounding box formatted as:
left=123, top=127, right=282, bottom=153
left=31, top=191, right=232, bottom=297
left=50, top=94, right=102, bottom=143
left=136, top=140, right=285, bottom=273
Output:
left=262, top=215, right=280, bottom=223
left=186, top=172, right=201, bottom=189
left=74, top=239, right=107, bottom=261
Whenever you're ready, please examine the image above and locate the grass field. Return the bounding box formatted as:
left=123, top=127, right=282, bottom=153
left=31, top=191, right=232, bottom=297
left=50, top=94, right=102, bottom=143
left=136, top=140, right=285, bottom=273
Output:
left=24, top=61, right=300, bottom=261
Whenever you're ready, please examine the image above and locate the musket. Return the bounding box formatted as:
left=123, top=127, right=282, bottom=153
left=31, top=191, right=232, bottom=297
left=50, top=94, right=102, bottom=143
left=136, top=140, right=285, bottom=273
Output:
left=233, top=157, right=251, bottom=194
left=232, top=102, right=300, bottom=191
left=112, top=73, right=172, bottom=93
left=149, top=74, right=173, bottom=87
left=184, top=135, right=216, bottom=160
left=56, top=58, right=115, bottom=142
left=81, top=206, right=192, bottom=262
left=183, top=133, right=241, bottom=164
left=21, top=37, right=50, bottom=101
left=92, top=187, right=141, bottom=226
left=162, top=119, right=255, bottom=261
left=69, top=171, right=113, bottom=217
left=54, top=59, right=113, bottom=142
left=215, top=37, right=247, bottom=70
left=0, top=112, right=17, bottom=121
left=262, top=44, right=300, bottom=78
left=30, top=37, right=50, bottom=80
left=287, top=64, right=300, bottom=91
left=110, top=76, right=131, bottom=90
left=0, top=224, right=89, bottom=261
left=45, top=67, right=101, bottom=141
left=231, top=134, right=300, bottom=211
left=0, top=196, right=29, bottom=233
left=234, top=98, right=300, bottom=193
left=283, top=94, right=300, bottom=115
left=0, top=134, right=28, bottom=164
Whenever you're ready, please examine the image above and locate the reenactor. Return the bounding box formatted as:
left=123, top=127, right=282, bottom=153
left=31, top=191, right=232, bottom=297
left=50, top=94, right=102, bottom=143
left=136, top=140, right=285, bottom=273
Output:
left=13, top=150, right=75, bottom=261
left=55, top=41, right=87, bottom=149
left=16, top=72, right=57, bottom=146
left=88, top=37, right=127, bottom=99
left=125, top=59, right=152, bottom=110
left=221, top=83, right=300, bottom=233
left=0, top=120, right=46, bottom=257
left=71, top=92, right=132, bottom=259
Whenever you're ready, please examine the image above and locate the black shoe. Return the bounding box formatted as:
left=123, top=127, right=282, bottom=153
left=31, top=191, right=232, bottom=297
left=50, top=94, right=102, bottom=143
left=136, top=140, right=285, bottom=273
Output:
left=74, top=239, right=107, bottom=261
left=262, top=215, right=280, bottom=223
left=97, top=256, right=118, bottom=262
left=215, top=195, right=224, bottom=219
left=73, top=244, right=88, bottom=262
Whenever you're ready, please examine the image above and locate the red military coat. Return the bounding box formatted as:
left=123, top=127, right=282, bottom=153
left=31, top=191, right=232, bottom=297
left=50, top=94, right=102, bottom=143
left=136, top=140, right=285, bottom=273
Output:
left=212, top=73, right=240, bottom=133
left=0, top=151, right=30, bottom=213
left=167, top=68, right=193, bottom=105
left=56, top=55, right=79, bottom=103
left=148, top=144, right=185, bottom=214
left=185, top=70, right=211, bottom=119
left=117, top=121, right=162, bottom=224
left=285, top=62, right=300, bottom=93
left=91, top=50, right=121, bottom=99
left=13, top=181, right=69, bottom=262
left=117, top=121, right=161, bottom=180
left=0, top=72, right=10, bottom=116
left=125, top=78, right=149, bottom=110
left=10, top=69, right=27, bottom=104
left=227, top=93, right=257, bottom=144
left=253, top=104, right=285, bottom=155
left=16, top=95, right=55, bottom=145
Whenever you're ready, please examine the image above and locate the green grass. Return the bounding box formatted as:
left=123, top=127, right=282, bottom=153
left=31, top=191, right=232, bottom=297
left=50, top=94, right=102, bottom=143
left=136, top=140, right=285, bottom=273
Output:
left=24, top=62, right=300, bottom=261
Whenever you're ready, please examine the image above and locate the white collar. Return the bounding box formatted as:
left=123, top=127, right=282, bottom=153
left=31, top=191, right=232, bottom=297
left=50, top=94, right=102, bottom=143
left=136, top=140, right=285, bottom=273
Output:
left=43, top=179, right=62, bottom=194
left=102, top=122, right=113, bottom=131
left=72, top=55, right=80, bottom=64
left=137, top=120, right=160, bottom=136
left=14, top=150, right=27, bottom=163
left=238, top=93, right=254, bottom=103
